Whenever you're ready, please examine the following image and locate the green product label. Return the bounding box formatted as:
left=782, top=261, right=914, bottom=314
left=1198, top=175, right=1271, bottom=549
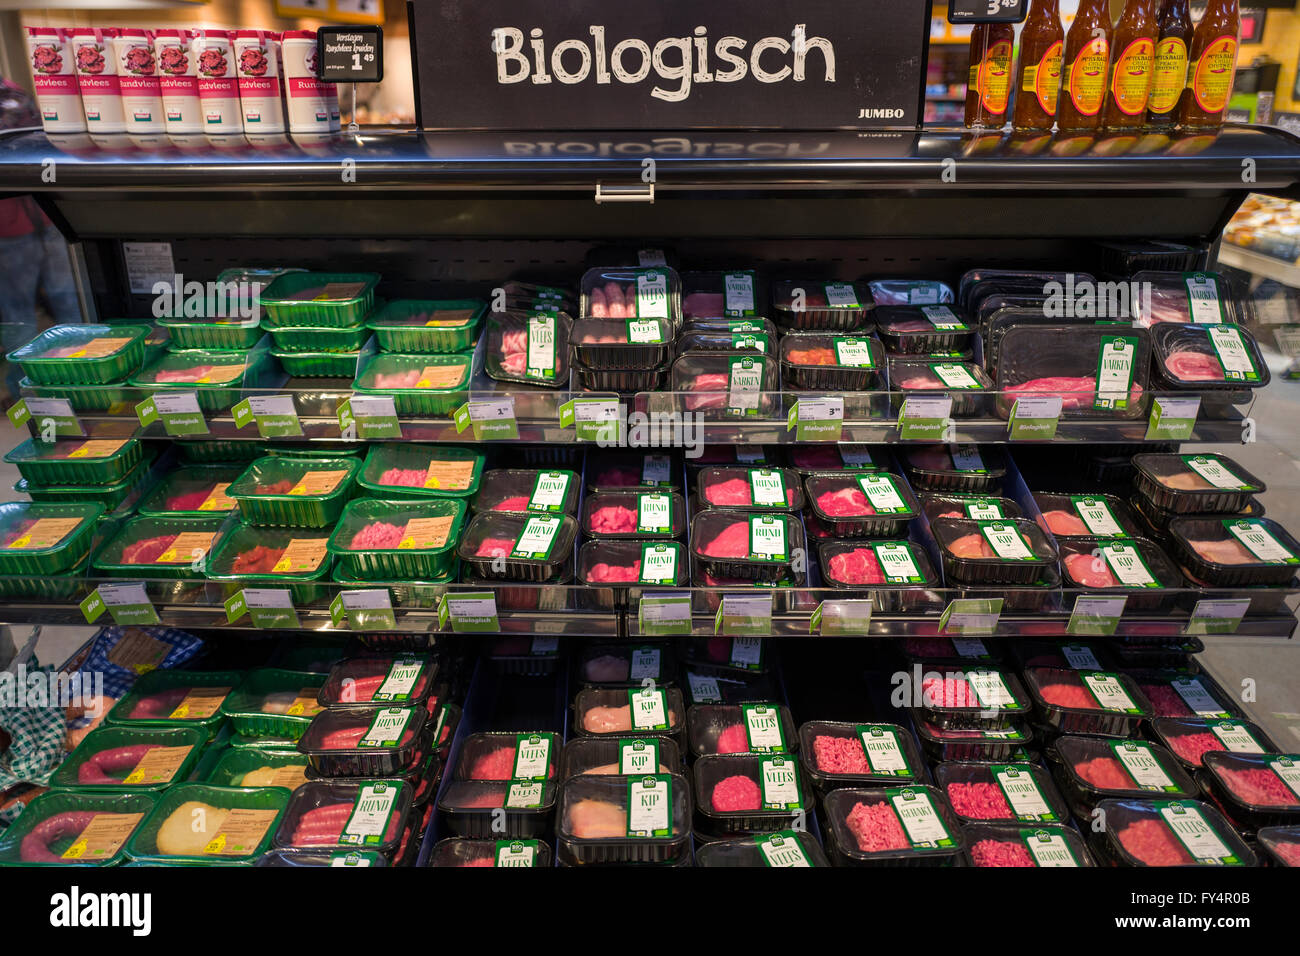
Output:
left=512, top=733, right=554, bottom=780
left=756, top=831, right=813, bottom=867
left=1111, top=740, right=1180, bottom=792
left=930, top=363, right=979, bottom=389
left=1020, top=829, right=1081, bottom=867
left=991, top=765, right=1058, bottom=821
left=748, top=515, right=787, bottom=561
left=748, top=469, right=787, bottom=508
left=727, top=356, right=765, bottom=416
left=1155, top=801, right=1242, bottom=865
left=1094, top=335, right=1139, bottom=410
left=1100, top=541, right=1161, bottom=588
left=731, top=333, right=767, bottom=353
left=617, top=738, right=661, bottom=775
left=920, top=305, right=966, bottom=329
left=1080, top=671, right=1142, bottom=714
left=628, top=687, right=670, bottom=730
left=527, top=471, right=572, bottom=512
left=759, top=756, right=803, bottom=809
left=823, top=283, right=860, bottom=308
left=494, top=840, right=539, bottom=867
left=626, top=775, right=673, bottom=837
left=510, top=516, right=562, bottom=560
left=833, top=337, right=876, bottom=368
left=856, top=724, right=913, bottom=777
left=872, top=543, right=925, bottom=584
left=637, top=493, right=673, bottom=533
left=1209, top=720, right=1265, bottom=754
left=967, top=670, right=1023, bottom=710
left=526, top=313, right=557, bottom=380
left=887, top=788, right=955, bottom=849
left=963, top=499, right=1005, bottom=520
left=1169, top=677, right=1231, bottom=719
left=742, top=703, right=788, bottom=753
left=856, top=474, right=909, bottom=514
left=340, top=782, right=401, bottom=846
left=634, top=270, right=670, bottom=319
left=7, top=398, right=82, bottom=437
left=1222, top=519, right=1299, bottom=565
left=1070, top=496, right=1126, bottom=536
left=639, top=544, right=679, bottom=584
left=358, top=708, right=413, bottom=749
left=1182, top=455, right=1248, bottom=490
left=978, top=522, right=1035, bottom=560
left=1183, top=273, right=1225, bottom=324
left=1205, top=326, right=1259, bottom=382
left=723, top=271, right=757, bottom=317
left=505, top=782, right=545, bottom=808
left=627, top=317, right=665, bottom=344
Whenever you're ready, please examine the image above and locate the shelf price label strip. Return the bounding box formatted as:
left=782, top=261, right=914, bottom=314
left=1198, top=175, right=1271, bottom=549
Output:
left=715, top=593, right=773, bottom=637
left=897, top=396, right=952, bottom=441
left=329, top=589, right=396, bottom=631
left=136, top=392, right=209, bottom=437
left=437, top=592, right=500, bottom=633
left=811, top=599, right=872, bottom=636
left=233, top=395, right=304, bottom=439
left=454, top=397, right=518, bottom=440
left=224, top=588, right=301, bottom=629
left=7, top=398, right=83, bottom=438
left=939, top=598, right=1003, bottom=636
left=80, top=583, right=159, bottom=626
left=338, top=395, right=401, bottom=439
left=639, top=594, right=692, bottom=637
left=1185, top=598, right=1251, bottom=636
left=559, top=398, right=620, bottom=442
left=787, top=398, right=844, bottom=442
left=1067, top=595, right=1128, bottom=637
left=1145, top=396, right=1201, bottom=441
left=1008, top=395, right=1062, bottom=441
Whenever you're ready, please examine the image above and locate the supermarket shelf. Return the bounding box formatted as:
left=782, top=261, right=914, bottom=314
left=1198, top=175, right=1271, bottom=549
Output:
left=1219, top=244, right=1300, bottom=289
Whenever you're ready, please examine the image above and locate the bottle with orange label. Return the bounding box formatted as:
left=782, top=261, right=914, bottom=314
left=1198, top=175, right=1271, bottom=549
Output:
left=1012, top=0, right=1064, bottom=132
left=1058, top=0, right=1113, bottom=131
left=1147, top=0, right=1193, bottom=127
left=965, top=22, right=1016, bottom=128
left=1179, top=0, right=1240, bottom=129
left=1103, top=0, right=1160, bottom=129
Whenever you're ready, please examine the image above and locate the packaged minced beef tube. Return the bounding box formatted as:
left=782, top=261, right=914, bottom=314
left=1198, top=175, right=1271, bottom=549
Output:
left=455, top=732, right=558, bottom=782
left=681, top=270, right=768, bottom=320
left=1047, top=736, right=1197, bottom=820
left=817, top=541, right=939, bottom=609
left=935, top=761, right=1069, bottom=825
left=797, top=721, right=924, bottom=790
left=915, top=666, right=1030, bottom=730
left=670, top=351, right=779, bottom=417
left=297, top=704, right=426, bottom=777
left=930, top=517, right=1057, bottom=586
left=822, top=785, right=965, bottom=866
left=695, top=830, right=829, bottom=867
left=556, top=773, right=691, bottom=865
left=1056, top=537, right=1183, bottom=609
left=580, top=266, right=682, bottom=322
left=693, top=754, right=812, bottom=836
left=1130, top=270, right=1244, bottom=326
left=689, top=511, right=805, bottom=584
left=867, top=279, right=955, bottom=307
left=1033, top=492, right=1140, bottom=538
left=456, top=512, right=578, bottom=582
left=911, top=713, right=1033, bottom=763
left=900, top=445, right=1006, bottom=495
left=994, top=325, right=1151, bottom=420
left=1151, top=322, right=1269, bottom=388
left=578, top=540, right=687, bottom=588
left=572, top=316, right=673, bottom=370
left=586, top=449, right=681, bottom=492
left=581, top=490, right=686, bottom=539
left=805, top=472, right=919, bottom=538
left=921, top=493, right=1022, bottom=523
left=779, top=331, right=884, bottom=392
left=273, top=780, right=411, bottom=856
left=472, top=469, right=579, bottom=516
left=578, top=643, right=676, bottom=687
left=1133, top=453, right=1265, bottom=515
left=1129, top=671, right=1237, bottom=720
left=1167, top=516, right=1300, bottom=587
left=889, top=358, right=991, bottom=418
left=697, top=467, right=803, bottom=511
left=559, top=736, right=684, bottom=778
left=787, top=443, right=887, bottom=475
left=427, top=838, right=552, bottom=868
left=1258, top=826, right=1300, bottom=868
left=318, top=655, right=435, bottom=709
left=965, top=823, right=1094, bottom=867
left=575, top=687, right=685, bottom=739
left=771, top=279, right=872, bottom=331
left=1023, top=666, right=1153, bottom=736
left=436, top=780, right=557, bottom=840
left=1200, top=752, right=1300, bottom=830
left=1150, top=717, right=1275, bottom=771
left=687, top=703, right=798, bottom=758
left=484, top=309, right=572, bottom=386
left=1091, top=798, right=1254, bottom=867
left=875, top=305, right=974, bottom=356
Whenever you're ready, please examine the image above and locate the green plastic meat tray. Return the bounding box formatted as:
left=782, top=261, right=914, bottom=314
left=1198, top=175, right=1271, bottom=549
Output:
left=4, top=437, right=143, bottom=486
left=262, top=320, right=368, bottom=353
left=135, top=464, right=244, bottom=518
left=16, top=456, right=154, bottom=511
left=327, top=497, right=466, bottom=579
left=352, top=352, right=472, bottom=416
left=128, top=347, right=269, bottom=413
left=7, top=324, right=150, bottom=385
left=331, top=562, right=458, bottom=609
left=0, top=789, right=160, bottom=867
left=272, top=347, right=360, bottom=378
left=17, top=377, right=134, bottom=413
left=51, top=725, right=207, bottom=793
left=259, top=271, right=379, bottom=328
left=203, top=746, right=311, bottom=787
left=367, top=299, right=486, bottom=353
left=204, top=521, right=334, bottom=604
left=156, top=315, right=265, bottom=351
left=226, top=455, right=361, bottom=528
left=357, top=444, right=485, bottom=500
left=92, top=514, right=227, bottom=580
left=0, top=552, right=91, bottom=602
left=0, top=500, right=104, bottom=575
left=125, top=783, right=288, bottom=865
left=218, top=669, right=328, bottom=740
left=106, top=669, right=243, bottom=733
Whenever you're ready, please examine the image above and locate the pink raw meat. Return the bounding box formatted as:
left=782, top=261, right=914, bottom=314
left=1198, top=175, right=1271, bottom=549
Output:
left=1271, top=842, right=1300, bottom=867
left=588, top=505, right=637, bottom=535
left=1217, top=767, right=1299, bottom=807
left=155, top=365, right=215, bottom=383
left=121, top=535, right=179, bottom=564
left=685, top=373, right=731, bottom=411
left=716, top=724, right=749, bottom=754
left=828, top=548, right=885, bottom=585
left=1004, top=377, right=1144, bottom=410
left=904, top=636, right=957, bottom=657
left=603, top=282, right=629, bottom=319
left=923, top=676, right=978, bottom=709
left=814, top=736, right=872, bottom=774
left=589, top=286, right=608, bottom=317
left=899, top=372, right=944, bottom=389
left=373, top=370, right=421, bottom=388
left=1074, top=757, right=1133, bottom=790
left=492, top=496, right=530, bottom=512
left=475, top=537, right=515, bottom=558
left=350, top=522, right=404, bottom=549
left=378, top=468, right=425, bottom=488
left=948, top=533, right=995, bottom=559
left=1140, top=684, right=1194, bottom=718
left=1038, top=681, right=1096, bottom=710
left=700, top=522, right=751, bottom=559
left=501, top=330, right=527, bottom=353
left=1065, top=553, right=1117, bottom=588
left=468, top=747, right=517, bottom=780
left=1042, top=510, right=1089, bottom=536
left=166, top=489, right=211, bottom=511
left=844, top=800, right=909, bottom=853
left=1189, top=538, right=1256, bottom=565
left=684, top=292, right=724, bottom=317
left=1165, top=350, right=1224, bottom=382
left=586, top=562, right=641, bottom=583
left=947, top=781, right=1013, bottom=819
left=817, top=487, right=873, bottom=517
left=1165, top=732, right=1225, bottom=767
left=711, top=775, right=762, bottom=812
left=706, top=478, right=752, bottom=506
left=1117, top=818, right=1192, bottom=865
left=886, top=319, right=937, bottom=333
left=971, top=839, right=1035, bottom=866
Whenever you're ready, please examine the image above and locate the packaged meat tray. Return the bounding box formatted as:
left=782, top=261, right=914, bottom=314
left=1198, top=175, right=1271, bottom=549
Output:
left=297, top=704, right=427, bottom=777
left=572, top=357, right=666, bottom=392
left=822, top=786, right=965, bottom=866
left=575, top=687, right=685, bottom=740
left=868, top=279, right=955, bottom=307
left=805, top=472, right=919, bottom=538
left=911, top=713, right=1034, bottom=763
left=472, top=469, right=579, bottom=516
left=586, top=450, right=680, bottom=492
left=461, top=572, right=571, bottom=614
left=357, top=444, right=484, bottom=501
left=689, top=511, right=805, bottom=584
left=261, top=316, right=368, bottom=354
left=0, top=553, right=90, bottom=603
left=693, top=754, right=813, bottom=835
left=12, top=377, right=133, bottom=415
left=698, top=467, right=803, bottom=512
left=964, top=823, right=1094, bottom=867
left=695, top=830, right=829, bottom=867
left=1130, top=270, right=1243, bottom=326
left=306, top=747, right=443, bottom=809
left=1023, top=666, right=1153, bottom=736
left=129, top=347, right=270, bottom=412
left=15, top=465, right=145, bottom=513
left=483, top=309, right=572, bottom=386
left=7, top=323, right=149, bottom=385
left=107, top=669, right=239, bottom=734
left=994, top=325, right=1152, bottom=420
left=427, top=838, right=552, bottom=868
left=0, top=790, right=158, bottom=867
left=577, top=643, right=677, bottom=687
left=779, top=331, right=884, bottom=391
left=771, top=279, right=873, bottom=331
left=676, top=327, right=772, bottom=357
left=258, top=271, right=380, bottom=328
left=787, top=443, right=887, bottom=475
left=1090, top=798, right=1254, bottom=867
left=318, top=655, right=436, bottom=709
left=5, top=437, right=143, bottom=486
left=327, top=497, right=466, bottom=579
left=218, top=669, right=326, bottom=740
left=1151, top=322, right=1269, bottom=390
left=436, top=780, right=557, bottom=840
left=92, top=513, right=225, bottom=580
left=556, top=773, right=691, bottom=865
left=558, top=736, right=685, bottom=778
left=1167, top=516, right=1300, bottom=587
left=687, top=703, right=798, bottom=758
left=670, top=352, right=779, bottom=418
left=226, top=455, right=360, bottom=528
left=931, top=517, right=1057, bottom=586
left=205, top=523, right=334, bottom=603
left=1149, top=717, right=1275, bottom=771
left=681, top=270, right=768, bottom=320
left=157, top=314, right=262, bottom=352
left=889, top=358, right=991, bottom=417
left=874, top=305, right=973, bottom=355
left=1047, top=736, right=1197, bottom=819
left=817, top=540, right=940, bottom=610
left=580, top=265, right=681, bottom=320
left=0, top=500, right=102, bottom=576
left=982, top=306, right=1094, bottom=371
left=581, top=490, right=685, bottom=540
left=52, top=725, right=206, bottom=792
left=934, top=761, right=1068, bottom=824
left=258, top=848, right=389, bottom=867
left=136, top=464, right=241, bottom=518
left=501, top=279, right=576, bottom=313
left=1095, top=239, right=1201, bottom=274
left=921, top=494, right=1023, bottom=523
left=352, top=351, right=472, bottom=415
left=900, top=634, right=999, bottom=664
left=366, top=299, right=485, bottom=353
left=914, top=666, right=1029, bottom=730
left=274, top=780, right=412, bottom=856
left=124, top=783, right=288, bottom=865
left=456, top=512, right=578, bottom=582
left=577, top=540, right=688, bottom=596
left=1057, top=537, right=1183, bottom=609
left=333, top=564, right=455, bottom=611
left=1008, top=639, right=1114, bottom=672
left=900, top=445, right=1006, bottom=495
left=1257, top=826, right=1300, bottom=868
left=1200, top=752, right=1300, bottom=830
left=959, top=269, right=1091, bottom=312
left=1131, top=672, right=1237, bottom=721
left=1108, top=638, right=1205, bottom=671
left=796, top=721, right=924, bottom=791
left=957, top=567, right=1062, bottom=614
left=572, top=316, right=673, bottom=370
left=1133, top=453, right=1265, bottom=515
left=271, top=347, right=359, bottom=378
left=1033, top=492, right=1140, bottom=539
left=454, top=732, right=558, bottom=782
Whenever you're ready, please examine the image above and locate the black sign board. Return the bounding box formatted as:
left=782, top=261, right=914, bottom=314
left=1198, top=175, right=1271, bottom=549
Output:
left=408, top=0, right=932, bottom=130
left=947, top=0, right=1027, bottom=23
left=317, top=26, right=384, bottom=83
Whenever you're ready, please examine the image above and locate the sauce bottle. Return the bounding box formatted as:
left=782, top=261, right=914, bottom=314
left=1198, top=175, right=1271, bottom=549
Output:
left=1103, top=0, right=1160, bottom=128
left=1178, top=0, right=1240, bottom=129
left=965, top=22, right=1015, bottom=128
left=1058, top=0, right=1113, bottom=131
left=1013, top=0, right=1064, bottom=131
left=1147, top=0, right=1193, bottom=127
